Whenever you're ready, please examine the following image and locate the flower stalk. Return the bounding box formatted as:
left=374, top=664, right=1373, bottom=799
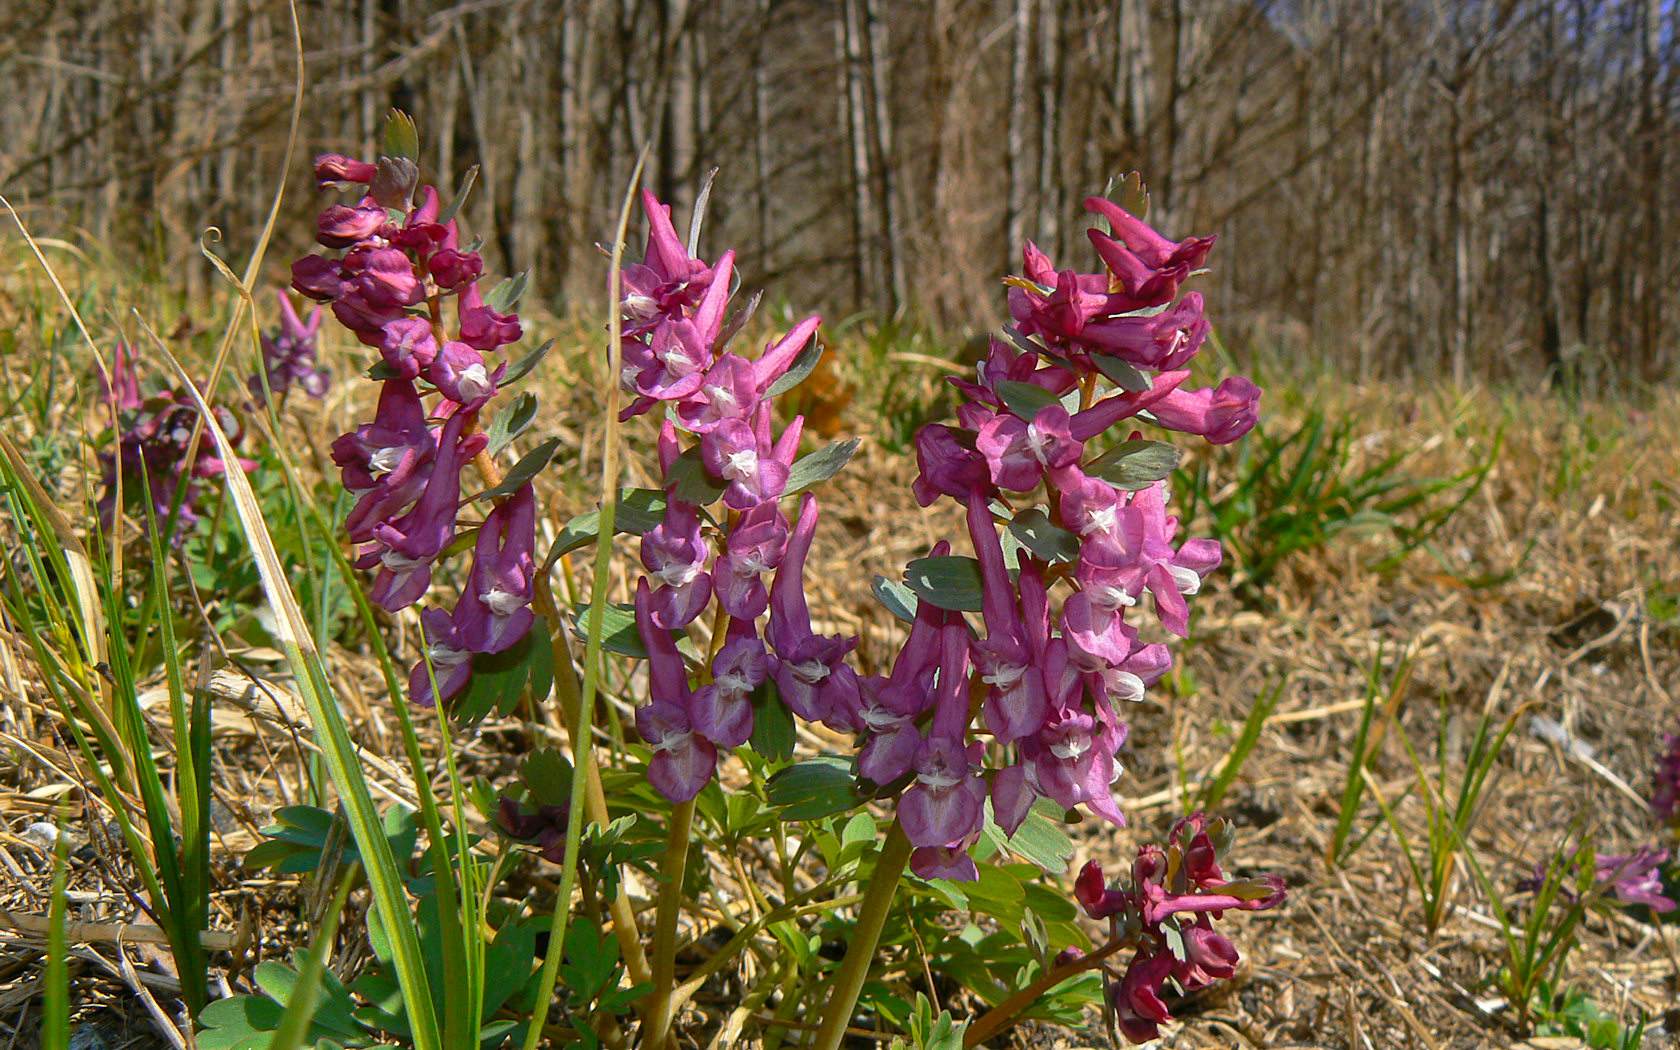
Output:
left=810, top=821, right=914, bottom=1050
left=642, top=797, right=697, bottom=1049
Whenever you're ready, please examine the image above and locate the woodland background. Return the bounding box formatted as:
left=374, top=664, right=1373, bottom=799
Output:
left=2, top=0, right=1674, bottom=386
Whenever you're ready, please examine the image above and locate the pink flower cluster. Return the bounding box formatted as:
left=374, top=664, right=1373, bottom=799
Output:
left=248, top=292, right=330, bottom=405
left=1075, top=814, right=1284, bottom=1044
left=294, top=151, right=535, bottom=708
left=882, top=198, right=1258, bottom=878
left=97, top=344, right=253, bottom=536
left=624, top=192, right=833, bottom=802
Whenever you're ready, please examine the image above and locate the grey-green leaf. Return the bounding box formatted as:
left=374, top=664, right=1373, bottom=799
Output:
left=1085, top=439, right=1181, bottom=490
left=1006, top=509, right=1079, bottom=564
left=903, top=555, right=985, bottom=612
left=785, top=438, right=860, bottom=496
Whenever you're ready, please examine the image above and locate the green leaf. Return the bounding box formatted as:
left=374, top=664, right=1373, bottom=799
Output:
left=383, top=110, right=419, bottom=161
left=994, top=380, right=1060, bottom=421
left=484, top=392, right=538, bottom=456
left=1005, top=802, right=1076, bottom=873
left=483, top=271, right=528, bottom=314
left=550, top=488, right=667, bottom=561
left=570, top=601, right=645, bottom=658
left=785, top=438, right=861, bottom=496
left=1006, top=509, right=1079, bottom=564
left=749, top=679, right=795, bottom=762
left=500, top=339, right=554, bottom=387
left=1085, top=439, right=1181, bottom=490
left=870, top=574, right=919, bottom=623
left=767, top=337, right=824, bottom=397
left=766, top=756, right=865, bottom=820
left=665, top=447, right=726, bottom=506
left=476, top=437, right=560, bottom=502
left=903, top=555, right=985, bottom=612
left=1089, top=353, right=1153, bottom=393
left=452, top=632, right=537, bottom=724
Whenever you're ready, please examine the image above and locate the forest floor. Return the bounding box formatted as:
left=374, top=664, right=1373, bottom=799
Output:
left=1, top=290, right=1678, bottom=1049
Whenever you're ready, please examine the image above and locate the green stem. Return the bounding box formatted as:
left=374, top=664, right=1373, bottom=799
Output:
left=642, top=797, right=697, bottom=1049
left=810, top=822, right=914, bottom=1050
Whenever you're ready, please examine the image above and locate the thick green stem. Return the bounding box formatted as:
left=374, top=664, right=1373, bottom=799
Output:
left=641, top=797, right=697, bottom=1048
left=810, top=822, right=914, bottom=1050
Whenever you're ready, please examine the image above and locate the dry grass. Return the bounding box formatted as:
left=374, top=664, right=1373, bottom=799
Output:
left=1, top=277, right=1678, bottom=1049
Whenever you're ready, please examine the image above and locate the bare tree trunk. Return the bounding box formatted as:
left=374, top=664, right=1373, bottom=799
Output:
left=1005, top=0, right=1033, bottom=267
left=1035, top=0, right=1061, bottom=253
left=862, top=0, right=903, bottom=312
left=839, top=0, right=875, bottom=308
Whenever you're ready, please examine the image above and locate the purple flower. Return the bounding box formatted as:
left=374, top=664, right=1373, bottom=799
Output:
left=457, top=281, right=523, bottom=351
left=990, top=765, right=1037, bottom=837
left=332, top=376, right=433, bottom=490
left=701, top=403, right=801, bottom=511
left=899, top=736, right=986, bottom=850
left=911, top=424, right=991, bottom=506
left=1596, top=848, right=1677, bottom=913
left=249, top=293, right=329, bottom=404
left=675, top=316, right=823, bottom=434
left=622, top=190, right=717, bottom=330
left=975, top=403, right=1082, bottom=492
left=1084, top=195, right=1216, bottom=273
left=354, top=247, right=425, bottom=309
left=766, top=494, right=860, bottom=729
left=621, top=251, right=736, bottom=413
left=640, top=500, right=713, bottom=629
left=291, top=255, right=345, bottom=301
left=857, top=565, right=951, bottom=784
left=425, top=340, right=501, bottom=408
left=633, top=579, right=717, bottom=801
left=314, top=153, right=377, bottom=187
left=408, top=607, right=473, bottom=707
left=712, top=502, right=788, bottom=620
left=457, top=484, right=536, bottom=653
left=1147, top=377, right=1262, bottom=445
left=1084, top=292, right=1210, bottom=371
left=102, top=343, right=143, bottom=412
left=689, top=628, right=766, bottom=749
left=966, top=494, right=1048, bottom=744
left=361, top=412, right=483, bottom=611
left=428, top=248, right=483, bottom=291
left=317, top=202, right=387, bottom=249
left=377, top=317, right=439, bottom=380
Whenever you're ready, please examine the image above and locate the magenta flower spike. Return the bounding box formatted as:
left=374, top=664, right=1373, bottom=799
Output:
left=1596, top=848, right=1677, bottom=912
left=103, top=343, right=143, bottom=412
left=632, top=580, right=718, bottom=802
left=622, top=190, right=715, bottom=328
left=766, top=493, right=861, bottom=729
left=407, top=607, right=474, bottom=708
left=640, top=499, right=713, bottom=629
left=458, top=483, right=536, bottom=653
left=1146, top=376, right=1262, bottom=445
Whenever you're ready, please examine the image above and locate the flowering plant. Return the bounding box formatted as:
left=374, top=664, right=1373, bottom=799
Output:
left=228, top=111, right=1282, bottom=1050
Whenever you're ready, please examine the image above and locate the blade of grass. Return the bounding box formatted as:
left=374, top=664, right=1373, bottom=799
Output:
left=1196, top=678, right=1283, bottom=813
left=270, top=866, right=359, bottom=1050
